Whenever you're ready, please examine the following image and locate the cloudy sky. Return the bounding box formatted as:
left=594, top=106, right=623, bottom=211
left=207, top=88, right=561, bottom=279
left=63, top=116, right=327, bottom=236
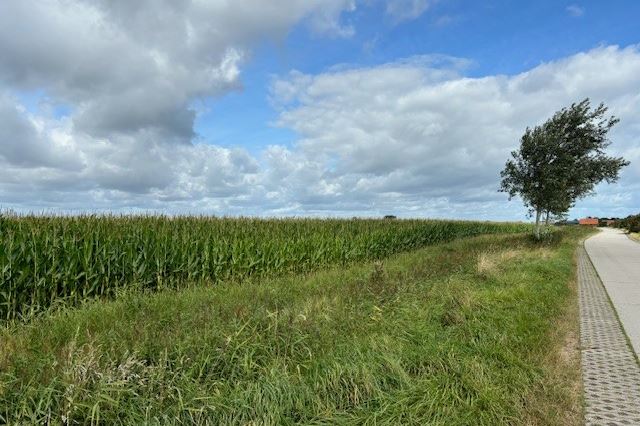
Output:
left=0, top=0, right=638, bottom=220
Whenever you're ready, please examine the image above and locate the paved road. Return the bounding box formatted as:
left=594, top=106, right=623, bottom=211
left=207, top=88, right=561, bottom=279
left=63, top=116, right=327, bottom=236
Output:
left=585, top=227, right=640, bottom=356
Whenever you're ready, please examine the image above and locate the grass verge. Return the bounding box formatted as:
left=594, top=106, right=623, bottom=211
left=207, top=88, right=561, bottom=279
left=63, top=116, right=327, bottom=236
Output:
left=0, top=228, right=590, bottom=424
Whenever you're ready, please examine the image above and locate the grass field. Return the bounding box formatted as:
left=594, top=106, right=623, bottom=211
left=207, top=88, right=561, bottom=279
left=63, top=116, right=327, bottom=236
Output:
left=0, top=226, right=591, bottom=424
left=0, top=215, right=528, bottom=321
left=629, top=232, right=640, bottom=243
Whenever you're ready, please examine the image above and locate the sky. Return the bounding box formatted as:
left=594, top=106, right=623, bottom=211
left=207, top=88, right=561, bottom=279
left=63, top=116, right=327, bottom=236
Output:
left=0, top=0, right=639, bottom=220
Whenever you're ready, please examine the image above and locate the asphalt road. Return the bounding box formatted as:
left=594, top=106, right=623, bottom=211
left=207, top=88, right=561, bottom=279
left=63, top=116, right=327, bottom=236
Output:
left=585, top=227, right=640, bottom=356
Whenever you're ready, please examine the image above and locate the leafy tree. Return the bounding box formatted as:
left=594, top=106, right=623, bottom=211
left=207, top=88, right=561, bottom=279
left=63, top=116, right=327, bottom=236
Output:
left=500, top=99, right=630, bottom=238
left=618, top=214, right=640, bottom=233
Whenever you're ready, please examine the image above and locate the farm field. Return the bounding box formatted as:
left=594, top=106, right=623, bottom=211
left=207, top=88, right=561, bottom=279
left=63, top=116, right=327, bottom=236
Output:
left=2, top=2, right=638, bottom=425
left=0, top=222, right=591, bottom=425
left=0, top=215, right=528, bottom=321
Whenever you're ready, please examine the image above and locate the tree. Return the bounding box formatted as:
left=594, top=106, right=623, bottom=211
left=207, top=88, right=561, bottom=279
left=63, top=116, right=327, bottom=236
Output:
left=500, top=99, right=630, bottom=238
left=618, top=214, right=640, bottom=233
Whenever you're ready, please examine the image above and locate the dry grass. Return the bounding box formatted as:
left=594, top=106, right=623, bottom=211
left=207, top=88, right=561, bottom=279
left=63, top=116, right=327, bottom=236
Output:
left=476, top=246, right=556, bottom=277
left=476, top=249, right=522, bottom=275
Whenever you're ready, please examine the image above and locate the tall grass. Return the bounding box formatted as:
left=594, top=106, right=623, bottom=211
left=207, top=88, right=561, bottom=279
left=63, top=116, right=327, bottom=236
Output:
left=0, top=214, right=529, bottom=320
left=0, top=228, right=587, bottom=424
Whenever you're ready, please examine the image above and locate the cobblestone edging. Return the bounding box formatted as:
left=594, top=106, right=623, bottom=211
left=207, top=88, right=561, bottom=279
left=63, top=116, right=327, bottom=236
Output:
left=578, top=245, right=640, bottom=425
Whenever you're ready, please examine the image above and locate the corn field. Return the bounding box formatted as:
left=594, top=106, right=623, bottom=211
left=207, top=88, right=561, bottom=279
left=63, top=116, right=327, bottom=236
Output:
left=0, top=214, right=529, bottom=321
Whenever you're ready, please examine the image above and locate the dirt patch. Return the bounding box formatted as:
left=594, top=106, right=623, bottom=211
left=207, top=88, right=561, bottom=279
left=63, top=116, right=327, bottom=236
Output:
left=476, top=249, right=523, bottom=276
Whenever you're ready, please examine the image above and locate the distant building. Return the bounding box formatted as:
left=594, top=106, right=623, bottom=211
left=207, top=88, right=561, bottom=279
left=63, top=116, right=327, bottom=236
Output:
left=579, top=217, right=599, bottom=226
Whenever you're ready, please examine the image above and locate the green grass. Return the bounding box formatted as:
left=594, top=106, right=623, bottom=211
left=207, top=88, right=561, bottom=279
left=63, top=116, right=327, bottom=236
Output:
left=629, top=232, right=640, bottom=243
left=0, top=227, right=590, bottom=424
left=0, top=215, right=528, bottom=321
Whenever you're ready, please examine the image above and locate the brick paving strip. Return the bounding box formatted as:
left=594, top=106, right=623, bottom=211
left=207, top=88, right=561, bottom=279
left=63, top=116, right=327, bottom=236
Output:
left=578, top=245, right=640, bottom=425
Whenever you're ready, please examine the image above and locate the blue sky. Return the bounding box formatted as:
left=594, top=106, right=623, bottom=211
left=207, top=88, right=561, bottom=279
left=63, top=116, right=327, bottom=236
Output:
left=200, top=0, right=640, bottom=155
left=0, top=1, right=639, bottom=220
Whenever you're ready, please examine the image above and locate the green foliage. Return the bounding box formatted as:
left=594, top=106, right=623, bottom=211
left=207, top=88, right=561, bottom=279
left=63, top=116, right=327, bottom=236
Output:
left=500, top=98, right=629, bottom=236
left=0, top=214, right=529, bottom=321
left=617, top=213, right=640, bottom=233
left=0, top=228, right=589, bottom=424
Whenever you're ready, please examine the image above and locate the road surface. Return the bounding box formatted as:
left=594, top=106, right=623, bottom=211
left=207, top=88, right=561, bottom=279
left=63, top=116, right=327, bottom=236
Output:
left=585, top=227, right=640, bottom=356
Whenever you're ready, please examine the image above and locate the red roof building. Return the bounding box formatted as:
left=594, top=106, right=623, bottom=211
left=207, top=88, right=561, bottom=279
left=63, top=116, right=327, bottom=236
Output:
left=579, top=217, right=599, bottom=226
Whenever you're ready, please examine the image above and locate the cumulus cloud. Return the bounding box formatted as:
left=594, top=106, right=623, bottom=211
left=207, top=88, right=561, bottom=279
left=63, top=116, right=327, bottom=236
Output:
left=306, top=0, right=357, bottom=38
left=270, top=45, right=640, bottom=218
left=0, top=0, right=356, bottom=148
left=0, top=0, right=356, bottom=212
left=0, top=91, right=83, bottom=171
left=0, top=1, right=638, bottom=219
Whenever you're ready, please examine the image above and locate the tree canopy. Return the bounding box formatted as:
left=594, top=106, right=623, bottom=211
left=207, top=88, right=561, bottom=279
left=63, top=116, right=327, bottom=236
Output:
left=500, top=99, right=630, bottom=236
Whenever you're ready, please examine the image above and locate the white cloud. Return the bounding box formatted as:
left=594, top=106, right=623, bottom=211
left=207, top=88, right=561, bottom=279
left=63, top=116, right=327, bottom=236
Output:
left=566, top=4, right=585, bottom=17
left=306, top=0, right=357, bottom=38
left=0, top=0, right=357, bottom=139
left=269, top=45, right=640, bottom=218
left=386, top=0, right=434, bottom=23
left=0, top=0, right=358, bottom=213
left=0, top=1, right=638, bottom=219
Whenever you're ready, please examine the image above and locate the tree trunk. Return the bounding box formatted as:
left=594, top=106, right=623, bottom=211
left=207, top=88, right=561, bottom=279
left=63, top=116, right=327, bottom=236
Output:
left=545, top=211, right=550, bottom=226
left=534, top=208, right=542, bottom=239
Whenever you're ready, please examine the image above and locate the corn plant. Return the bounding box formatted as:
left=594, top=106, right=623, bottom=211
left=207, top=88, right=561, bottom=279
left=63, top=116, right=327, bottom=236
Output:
left=0, top=213, right=529, bottom=321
